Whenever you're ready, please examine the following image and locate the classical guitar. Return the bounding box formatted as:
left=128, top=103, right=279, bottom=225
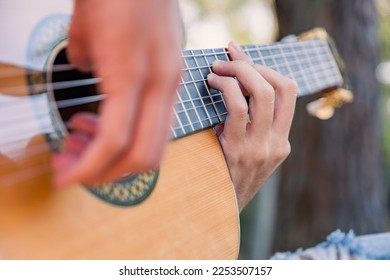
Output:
left=0, top=23, right=352, bottom=259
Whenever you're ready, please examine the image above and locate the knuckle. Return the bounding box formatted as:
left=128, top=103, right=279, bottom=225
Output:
left=224, top=77, right=239, bottom=89
left=232, top=100, right=248, bottom=118
left=262, top=84, right=276, bottom=102
left=281, top=78, right=299, bottom=96
left=235, top=60, right=251, bottom=72
left=275, top=142, right=291, bottom=162
left=251, top=147, right=269, bottom=165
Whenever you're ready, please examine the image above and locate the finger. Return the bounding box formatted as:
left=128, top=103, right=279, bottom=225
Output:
left=67, top=1, right=92, bottom=71
left=63, top=133, right=90, bottom=155
left=55, top=90, right=139, bottom=187
left=69, top=112, right=99, bottom=136
left=253, top=64, right=297, bottom=138
left=227, top=41, right=253, bottom=64
left=207, top=73, right=248, bottom=143
left=56, top=4, right=150, bottom=187
left=213, top=123, right=225, bottom=137
left=98, top=49, right=181, bottom=181
left=212, top=59, right=275, bottom=137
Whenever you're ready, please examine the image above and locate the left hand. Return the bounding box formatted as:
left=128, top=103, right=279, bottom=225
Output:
left=207, top=41, right=297, bottom=212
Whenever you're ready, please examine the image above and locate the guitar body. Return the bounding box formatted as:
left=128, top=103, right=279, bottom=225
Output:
left=0, top=6, right=240, bottom=258
left=0, top=74, right=239, bottom=259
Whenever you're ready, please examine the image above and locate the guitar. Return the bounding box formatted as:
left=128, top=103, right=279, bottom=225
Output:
left=0, top=19, right=352, bottom=259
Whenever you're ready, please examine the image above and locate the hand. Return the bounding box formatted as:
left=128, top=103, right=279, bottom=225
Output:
left=53, top=0, right=182, bottom=187
left=207, top=41, right=297, bottom=212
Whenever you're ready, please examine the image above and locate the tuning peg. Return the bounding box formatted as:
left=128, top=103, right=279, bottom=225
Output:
left=306, top=88, right=353, bottom=120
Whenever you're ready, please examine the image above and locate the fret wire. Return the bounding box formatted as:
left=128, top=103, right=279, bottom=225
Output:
left=170, top=125, right=177, bottom=138
left=187, top=50, right=213, bottom=126
left=201, top=49, right=227, bottom=122
left=297, top=40, right=314, bottom=92
left=299, top=41, right=321, bottom=94
left=179, top=39, right=322, bottom=59
left=259, top=46, right=314, bottom=95
left=303, top=39, right=321, bottom=92
left=178, top=59, right=331, bottom=85
left=180, top=41, right=325, bottom=72
left=171, top=111, right=229, bottom=132
left=171, top=102, right=183, bottom=137
left=291, top=43, right=311, bottom=94
left=200, top=48, right=221, bottom=122
left=213, top=48, right=228, bottom=121
left=180, top=71, right=204, bottom=130
left=311, top=45, right=334, bottom=89
left=177, top=57, right=338, bottom=96
left=179, top=49, right=337, bottom=91
left=306, top=40, right=329, bottom=86
left=269, top=44, right=281, bottom=75
left=175, top=87, right=194, bottom=134
left=132, top=40, right=339, bottom=139
left=276, top=42, right=297, bottom=89
left=174, top=97, right=225, bottom=116
left=318, top=41, right=344, bottom=86
left=178, top=39, right=341, bottom=94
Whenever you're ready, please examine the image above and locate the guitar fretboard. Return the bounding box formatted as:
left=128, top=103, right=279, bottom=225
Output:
left=171, top=38, right=343, bottom=139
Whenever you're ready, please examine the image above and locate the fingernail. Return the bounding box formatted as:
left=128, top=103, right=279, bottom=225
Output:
left=207, top=73, right=216, bottom=81
left=212, top=60, right=224, bottom=68
left=231, top=40, right=243, bottom=52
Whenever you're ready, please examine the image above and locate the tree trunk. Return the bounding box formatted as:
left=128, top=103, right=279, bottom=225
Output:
left=273, top=0, right=389, bottom=253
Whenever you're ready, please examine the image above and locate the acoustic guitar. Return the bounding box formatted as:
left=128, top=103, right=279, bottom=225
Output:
left=0, top=23, right=352, bottom=259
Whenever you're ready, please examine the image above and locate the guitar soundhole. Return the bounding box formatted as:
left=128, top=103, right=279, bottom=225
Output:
left=51, top=48, right=99, bottom=123
left=48, top=47, right=158, bottom=206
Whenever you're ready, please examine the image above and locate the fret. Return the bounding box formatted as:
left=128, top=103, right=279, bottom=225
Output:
left=308, top=41, right=328, bottom=85
left=212, top=48, right=228, bottom=122
left=184, top=50, right=213, bottom=127
left=198, top=50, right=220, bottom=125
left=201, top=48, right=228, bottom=122
left=291, top=42, right=311, bottom=95
left=176, top=84, right=195, bottom=134
left=181, top=50, right=205, bottom=131
left=297, top=41, right=320, bottom=95
left=170, top=124, right=178, bottom=139
left=171, top=99, right=185, bottom=138
left=319, top=41, right=343, bottom=87
left=273, top=44, right=296, bottom=86
left=269, top=45, right=282, bottom=74
left=170, top=38, right=344, bottom=140
left=195, top=49, right=220, bottom=125
left=276, top=44, right=290, bottom=77
left=302, top=41, right=323, bottom=91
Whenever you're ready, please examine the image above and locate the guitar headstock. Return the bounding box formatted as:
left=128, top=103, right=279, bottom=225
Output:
left=299, top=28, right=353, bottom=120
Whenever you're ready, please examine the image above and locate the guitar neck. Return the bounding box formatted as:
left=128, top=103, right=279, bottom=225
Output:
left=171, top=38, right=344, bottom=139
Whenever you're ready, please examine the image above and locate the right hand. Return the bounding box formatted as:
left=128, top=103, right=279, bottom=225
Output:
left=53, top=0, right=183, bottom=187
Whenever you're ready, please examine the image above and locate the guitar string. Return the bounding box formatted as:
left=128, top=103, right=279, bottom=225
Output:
left=0, top=38, right=325, bottom=74
left=0, top=55, right=338, bottom=111
left=0, top=39, right=335, bottom=99
left=0, top=105, right=233, bottom=161
left=0, top=40, right=336, bottom=179
left=0, top=60, right=341, bottom=133
left=0, top=63, right=340, bottom=139
left=0, top=96, right=230, bottom=154
left=0, top=161, right=53, bottom=188
left=0, top=40, right=331, bottom=80
left=0, top=50, right=335, bottom=100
